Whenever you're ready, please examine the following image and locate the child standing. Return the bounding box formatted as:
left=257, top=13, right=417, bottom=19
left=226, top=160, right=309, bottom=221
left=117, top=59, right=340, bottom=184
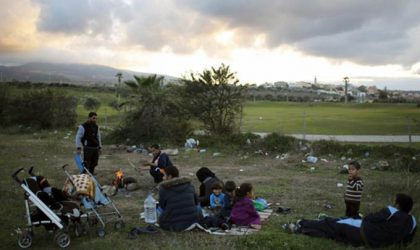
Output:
left=344, top=161, right=364, bottom=218
left=231, top=183, right=261, bottom=229
left=210, top=182, right=225, bottom=209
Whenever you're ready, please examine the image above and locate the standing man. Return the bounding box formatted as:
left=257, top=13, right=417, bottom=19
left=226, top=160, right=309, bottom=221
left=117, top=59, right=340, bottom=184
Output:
left=144, top=144, right=172, bottom=183
left=75, top=112, right=102, bottom=174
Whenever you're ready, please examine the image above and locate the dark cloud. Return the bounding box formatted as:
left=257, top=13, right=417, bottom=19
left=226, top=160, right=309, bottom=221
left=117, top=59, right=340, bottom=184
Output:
left=26, top=0, right=420, bottom=66
left=182, top=0, right=420, bottom=65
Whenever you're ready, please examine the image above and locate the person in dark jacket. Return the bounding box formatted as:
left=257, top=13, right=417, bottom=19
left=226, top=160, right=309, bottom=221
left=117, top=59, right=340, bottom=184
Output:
left=158, top=166, right=200, bottom=231
left=283, top=193, right=417, bottom=248
left=144, top=144, right=173, bottom=183
left=195, top=167, right=223, bottom=207
left=75, top=112, right=102, bottom=174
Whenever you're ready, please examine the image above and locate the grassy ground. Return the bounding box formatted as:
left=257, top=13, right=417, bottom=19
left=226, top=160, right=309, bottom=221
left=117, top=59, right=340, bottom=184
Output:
left=1, top=131, right=419, bottom=249
left=242, top=101, right=420, bottom=135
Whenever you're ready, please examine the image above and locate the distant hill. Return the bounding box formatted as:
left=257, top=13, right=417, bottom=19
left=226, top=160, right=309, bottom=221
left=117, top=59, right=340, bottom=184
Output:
left=0, top=62, right=179, bottom=85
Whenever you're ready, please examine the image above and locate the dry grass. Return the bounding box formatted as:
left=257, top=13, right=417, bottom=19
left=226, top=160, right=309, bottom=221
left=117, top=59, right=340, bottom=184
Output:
left=1, top=131, right=420, bottom=249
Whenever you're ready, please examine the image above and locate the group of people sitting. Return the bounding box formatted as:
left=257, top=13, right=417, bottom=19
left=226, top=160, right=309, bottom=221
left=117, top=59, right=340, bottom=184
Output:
left=143, top=145, right=417, bottom=248
left=157, top=165, right=261, bottom=231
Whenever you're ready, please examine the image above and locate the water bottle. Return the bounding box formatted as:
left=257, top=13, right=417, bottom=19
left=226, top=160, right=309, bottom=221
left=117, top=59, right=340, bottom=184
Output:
left=144, top=194, right=157, bottom=224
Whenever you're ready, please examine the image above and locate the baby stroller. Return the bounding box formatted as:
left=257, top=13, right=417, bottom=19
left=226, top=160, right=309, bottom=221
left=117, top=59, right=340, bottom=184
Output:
left=61, top=155, right=123, bottom=237
left=12, top=166, right=83, bottom=249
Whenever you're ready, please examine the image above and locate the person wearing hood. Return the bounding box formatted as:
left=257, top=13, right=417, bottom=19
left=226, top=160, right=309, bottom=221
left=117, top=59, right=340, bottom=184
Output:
left=195, top=167, right=223, bottom=207
left=158, top=166, right=200, bottom=231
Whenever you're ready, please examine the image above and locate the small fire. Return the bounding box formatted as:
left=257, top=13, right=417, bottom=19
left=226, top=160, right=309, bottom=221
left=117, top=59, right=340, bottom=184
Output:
left=114, top=168, right=124, bottom=188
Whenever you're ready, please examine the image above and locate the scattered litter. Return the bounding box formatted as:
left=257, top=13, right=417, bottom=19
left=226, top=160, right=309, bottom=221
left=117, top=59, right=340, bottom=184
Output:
left=239, top=169, right=244, bottom=172
left=246, top=138, right=252, bottom=145
left=309, top=167, right=315, bottom=171
left=364, top=152, right=370, bottom=158
left=259, top=116, right=263, bottom=120
left=377, top=160, right=390, bottom=171
left=127, top=145, right=145, bottom=153
left=162, top=148, right=179, bottom=156
left=275, top=207, right=291, bottom=214
left=340, top=164, right=349, bottom=174
left=275, top=203, right=281, bottom=206
left=317, top=213, right=328, bottom=220
left=324, top=203, right=332, bottom=210
left=63, top=136, right=69, bottom=139
left=213, top=152, right=221, bottom=157
left=341, top=156, right=346, bottom=161
left=199, top=149, right=207, bottom=153
left=321, top=158, right=328, bottom=163
left=336, top=183, right=344, bottom=187
left=185, top=138, right=199, bottom=149
left=413, top=156, right=417, bottom=160
left=306, top=156, right=318, bottom=164
left=188, top=172, right=194, bottom=176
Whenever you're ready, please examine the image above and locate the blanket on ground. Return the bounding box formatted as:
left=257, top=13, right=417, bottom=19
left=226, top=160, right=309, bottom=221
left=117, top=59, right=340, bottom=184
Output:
left=185, top=209, right=273, bottom=235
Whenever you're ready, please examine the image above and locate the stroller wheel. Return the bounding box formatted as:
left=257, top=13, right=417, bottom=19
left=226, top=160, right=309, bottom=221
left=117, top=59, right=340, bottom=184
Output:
left=114, top=220, right=125, bottom=230
left=17, top=230, right=33, bottom=249
left=97, top=228, right=106, bottom=237
left=54, top=231, right=71, bottom=248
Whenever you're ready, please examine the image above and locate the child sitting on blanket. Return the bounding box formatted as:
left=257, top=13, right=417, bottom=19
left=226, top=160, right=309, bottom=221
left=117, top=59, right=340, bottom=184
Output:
left=199, top=180, right=236, bottom=230
left=210, top=182, right=225, bottom=209
left=230, top=183, right=261, bottom=230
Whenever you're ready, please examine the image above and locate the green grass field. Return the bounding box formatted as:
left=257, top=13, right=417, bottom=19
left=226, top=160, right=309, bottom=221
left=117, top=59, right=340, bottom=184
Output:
left=242, top=101, right=420, bottom=135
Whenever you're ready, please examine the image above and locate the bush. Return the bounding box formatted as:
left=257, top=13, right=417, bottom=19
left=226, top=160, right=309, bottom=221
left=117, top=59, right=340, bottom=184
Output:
left=84, top=96, right=101, bottom=110
left=2, top=89, right=77, bottom=129
left=261, top=133, right=297, bottom=153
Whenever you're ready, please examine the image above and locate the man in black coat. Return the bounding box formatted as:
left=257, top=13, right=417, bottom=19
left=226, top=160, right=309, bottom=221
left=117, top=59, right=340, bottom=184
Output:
left=158, top=166, right=200, bottom=231
left=284, top=193, right=417, bottom=248
left=75, top=112, right=102, bottom=174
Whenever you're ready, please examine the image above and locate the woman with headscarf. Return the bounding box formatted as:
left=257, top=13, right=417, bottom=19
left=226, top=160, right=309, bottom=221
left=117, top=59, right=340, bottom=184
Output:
left=195, top=167, right=223, bottom=207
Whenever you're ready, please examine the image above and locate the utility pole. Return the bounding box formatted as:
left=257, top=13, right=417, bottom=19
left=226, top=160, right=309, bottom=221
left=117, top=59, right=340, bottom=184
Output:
left=343, top=77, right=349, bottom=104
left=303, top=111, right=307, bottom=140
left=406, top=116, right=412, bottom=146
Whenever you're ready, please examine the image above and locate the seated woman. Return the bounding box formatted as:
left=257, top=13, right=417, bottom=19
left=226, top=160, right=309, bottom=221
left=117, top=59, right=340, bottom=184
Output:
left=158, top=166, right=200, bottom=231
left=230, top=182, right=261, bottom=230
left=196, top=167, right=223, bottom=207
left=283, top=193, right=417, bottom=248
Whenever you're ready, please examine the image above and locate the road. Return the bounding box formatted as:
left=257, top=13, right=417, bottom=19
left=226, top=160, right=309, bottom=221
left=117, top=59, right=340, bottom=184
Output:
left=252, top=133, right=420, bottom=143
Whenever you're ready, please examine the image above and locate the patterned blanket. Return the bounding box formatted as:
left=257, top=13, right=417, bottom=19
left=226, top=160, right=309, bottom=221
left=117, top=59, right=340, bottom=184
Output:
left=63, top=174, right=95, bottom=199
left=185, top=209, right=273, bottom=235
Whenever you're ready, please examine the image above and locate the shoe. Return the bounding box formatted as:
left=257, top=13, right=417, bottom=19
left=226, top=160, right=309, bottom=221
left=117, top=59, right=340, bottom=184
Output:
left=282, top=223, right=297, bottom=233
left=276, top=207, right=291, bottom=214
left=220, top=222, right=230, bottom=230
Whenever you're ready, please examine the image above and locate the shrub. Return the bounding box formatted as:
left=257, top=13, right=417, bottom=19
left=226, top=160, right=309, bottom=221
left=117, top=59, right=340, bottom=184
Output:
left=3, top=89, right=77, bottom=129
left=84, top=96, right=101, bottom=110
left=261, top=133, right=297, bottom=153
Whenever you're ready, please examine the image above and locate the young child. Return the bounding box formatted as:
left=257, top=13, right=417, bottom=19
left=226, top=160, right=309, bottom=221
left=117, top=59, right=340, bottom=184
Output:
left=210, top=182, right=225, bottom=209
left=219, top=180, right=236, bottom=219
left=230, top=183, right=261, bottom=229
left=344, top=160, right=364, bottom=217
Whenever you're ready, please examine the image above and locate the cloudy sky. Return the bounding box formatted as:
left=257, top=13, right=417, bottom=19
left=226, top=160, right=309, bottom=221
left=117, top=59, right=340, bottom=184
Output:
left=1, top=0, right=420, bottom=90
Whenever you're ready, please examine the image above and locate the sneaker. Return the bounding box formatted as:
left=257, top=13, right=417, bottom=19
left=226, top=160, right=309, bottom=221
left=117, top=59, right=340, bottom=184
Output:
left=282, top=223, right=297, bottom=233
left=220, top=222, right=230, bottom=230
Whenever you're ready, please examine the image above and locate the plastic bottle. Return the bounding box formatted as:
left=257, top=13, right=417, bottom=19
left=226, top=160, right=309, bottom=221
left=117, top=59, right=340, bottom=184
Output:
left=144, top=194, right=157, bottom=224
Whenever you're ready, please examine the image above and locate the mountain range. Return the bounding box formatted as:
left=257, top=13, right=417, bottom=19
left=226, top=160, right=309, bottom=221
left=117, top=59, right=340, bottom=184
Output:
left=0, top=62, right=178, bottom=85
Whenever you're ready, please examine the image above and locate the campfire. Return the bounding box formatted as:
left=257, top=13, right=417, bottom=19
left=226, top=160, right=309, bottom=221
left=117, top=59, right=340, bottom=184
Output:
left=113, top=168, right=124, bottom=189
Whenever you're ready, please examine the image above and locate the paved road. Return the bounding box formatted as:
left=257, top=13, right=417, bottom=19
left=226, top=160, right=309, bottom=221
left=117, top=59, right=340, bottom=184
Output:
left=253, top=133, right=420, bottom=143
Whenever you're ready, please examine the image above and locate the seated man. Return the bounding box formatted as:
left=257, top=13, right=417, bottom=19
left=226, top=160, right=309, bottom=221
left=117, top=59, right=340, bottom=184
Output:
left=283, top=193, right=417, bottom=248
left=144, top=144, right=173, bottom=184
left=158, top=166, right=200, bottom=231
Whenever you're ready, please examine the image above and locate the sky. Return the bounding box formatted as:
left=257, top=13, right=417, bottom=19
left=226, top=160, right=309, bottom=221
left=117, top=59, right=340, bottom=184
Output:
left=1, top=0, right=420, bottom=90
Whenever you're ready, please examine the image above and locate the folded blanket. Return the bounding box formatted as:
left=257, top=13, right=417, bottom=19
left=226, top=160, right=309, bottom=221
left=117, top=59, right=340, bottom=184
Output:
left=63, top=174, right=95, bottom=199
